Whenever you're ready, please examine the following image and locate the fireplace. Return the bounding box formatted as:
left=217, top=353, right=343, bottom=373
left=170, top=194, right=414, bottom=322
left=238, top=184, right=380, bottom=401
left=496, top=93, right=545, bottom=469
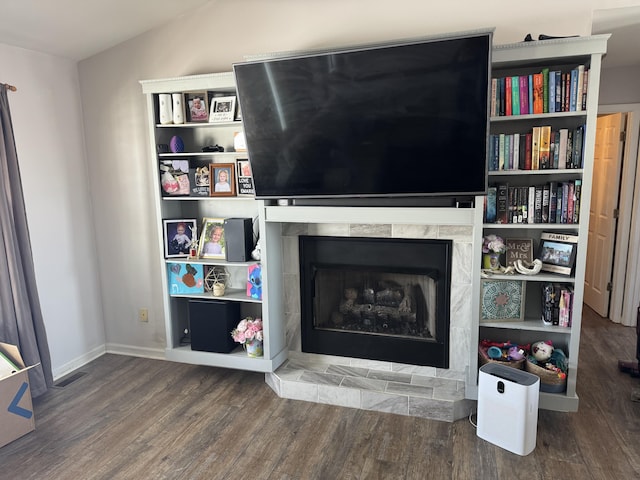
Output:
left=299, top=235, right=452, bottom=368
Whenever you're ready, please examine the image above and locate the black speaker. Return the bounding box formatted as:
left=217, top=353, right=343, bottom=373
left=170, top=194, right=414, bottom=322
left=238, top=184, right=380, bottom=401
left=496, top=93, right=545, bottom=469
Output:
left=224, top=217, right=253, bottom=262
left=188, top=299, right=240, bottom=353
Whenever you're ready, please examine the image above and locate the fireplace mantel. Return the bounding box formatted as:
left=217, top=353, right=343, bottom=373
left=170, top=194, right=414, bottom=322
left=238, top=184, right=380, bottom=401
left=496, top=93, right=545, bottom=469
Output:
left=264, top=204, right=477, bottom=226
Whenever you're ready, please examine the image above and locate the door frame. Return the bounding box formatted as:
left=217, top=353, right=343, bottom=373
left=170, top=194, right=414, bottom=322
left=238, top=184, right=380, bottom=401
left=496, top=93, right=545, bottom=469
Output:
left=598, top=103, right=640, bottom=326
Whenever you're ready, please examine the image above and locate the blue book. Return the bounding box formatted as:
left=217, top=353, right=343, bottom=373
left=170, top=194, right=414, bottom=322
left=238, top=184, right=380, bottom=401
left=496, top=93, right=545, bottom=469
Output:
left=570, top=69, right=579, bottom=111
left=485, top=186, right=497, bottom=223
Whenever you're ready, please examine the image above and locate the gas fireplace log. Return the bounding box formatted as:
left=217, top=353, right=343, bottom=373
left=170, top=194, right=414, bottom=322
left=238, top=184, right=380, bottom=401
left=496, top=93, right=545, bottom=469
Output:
left=338, top=300, right=417, bottom=322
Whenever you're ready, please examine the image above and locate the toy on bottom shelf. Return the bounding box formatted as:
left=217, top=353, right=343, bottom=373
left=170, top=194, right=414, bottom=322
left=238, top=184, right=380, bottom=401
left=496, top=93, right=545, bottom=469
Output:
left=479, top=339, right=530, bottom=369
left=526, top=340, right=569, bottom=393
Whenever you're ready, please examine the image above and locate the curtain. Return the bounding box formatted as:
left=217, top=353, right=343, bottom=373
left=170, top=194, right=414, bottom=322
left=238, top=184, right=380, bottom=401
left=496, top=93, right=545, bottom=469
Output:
left=0, top=85, right=53, bottom=397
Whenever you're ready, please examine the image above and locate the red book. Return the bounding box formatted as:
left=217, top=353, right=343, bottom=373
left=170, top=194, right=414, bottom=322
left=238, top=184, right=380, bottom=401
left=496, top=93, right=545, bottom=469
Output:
left=505, top=78, right=512, bottom=116
left=532, top=73, right=544, bottom=114
left=524, top=133, right=532, bottom=170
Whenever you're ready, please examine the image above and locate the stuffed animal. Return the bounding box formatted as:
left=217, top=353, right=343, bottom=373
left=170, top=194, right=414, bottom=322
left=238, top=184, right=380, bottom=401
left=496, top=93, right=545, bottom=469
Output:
left=532, top=341, right=554, bottom=362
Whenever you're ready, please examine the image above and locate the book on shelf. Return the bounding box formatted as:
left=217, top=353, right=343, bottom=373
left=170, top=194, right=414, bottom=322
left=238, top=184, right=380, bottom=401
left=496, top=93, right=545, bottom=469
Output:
left=541, top=184, right=550, bottom=223
left=558, top=129, right=569, bottom=169
left=575, top=65, right=585, bottom=112
left=542, top=68, right=550, bottom=113
left=555, top=183, right=563, bottom=224
left=519, top=75, right=529, bottom=115
left=532, top=73, right=544, bottom=114
left=527, top=186, right=536, bottom=224
left=534, top=186, right=543, bottom=223
left=485, top=186, right=497, bottom=223
left=581, top=69, right=589, bottom=110
left=496, top=184, right=509, bottom=224
left=573, top=179, right=582, bottom=224
left=511, top=76, right=520, bottom=116
left=569, top=68, right=579, bottom=112
left=548, top=71, right=556, bottom=113
left=548, top=181, right=558, bottom=224
left=505, top=77, right=512, bottom=116
left=531, top=127, right=541, bottom=170
left=541, top=283, right=574, bottom=326
left=539, top=125, right=551, bottom=169
left=490, top=78, right=497, bottom=117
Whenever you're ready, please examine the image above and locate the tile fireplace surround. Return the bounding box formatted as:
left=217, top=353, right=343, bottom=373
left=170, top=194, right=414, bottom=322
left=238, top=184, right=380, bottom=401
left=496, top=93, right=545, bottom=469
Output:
left=263, top=205, right=479, bottom=422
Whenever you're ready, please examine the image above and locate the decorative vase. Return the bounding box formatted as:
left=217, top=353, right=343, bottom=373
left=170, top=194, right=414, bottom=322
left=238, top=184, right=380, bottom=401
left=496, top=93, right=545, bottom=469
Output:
left=212, top=283, right=225, bottom=297
left=483, top=252, right=501, bottom=270
left=245, top=339, right=263, bottom=358
left=169, top=135, right=184, bottom=153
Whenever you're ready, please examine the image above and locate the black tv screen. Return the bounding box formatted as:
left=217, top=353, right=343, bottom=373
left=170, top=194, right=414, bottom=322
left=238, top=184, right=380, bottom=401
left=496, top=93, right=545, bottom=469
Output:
left=233, top=31, right=492, bottom=200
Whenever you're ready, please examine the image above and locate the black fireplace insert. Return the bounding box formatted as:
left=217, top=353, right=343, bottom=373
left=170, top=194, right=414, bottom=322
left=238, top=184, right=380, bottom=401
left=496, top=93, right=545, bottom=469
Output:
left=299, top=235, right=452, bottom=368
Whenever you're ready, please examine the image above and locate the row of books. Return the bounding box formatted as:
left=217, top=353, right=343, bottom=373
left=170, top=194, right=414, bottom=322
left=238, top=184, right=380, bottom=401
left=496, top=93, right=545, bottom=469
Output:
left=541, top=283, right=574, bottom=327
left=485, top=181, right=582, bottom=224
left=489, top=125, right=585, bottom=171
left=491, top=65, right=589, bottom=117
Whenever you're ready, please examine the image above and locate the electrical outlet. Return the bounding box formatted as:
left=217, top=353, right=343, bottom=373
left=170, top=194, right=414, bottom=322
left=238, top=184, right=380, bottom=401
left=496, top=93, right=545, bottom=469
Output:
left=139, top=308, right=149, bottom=323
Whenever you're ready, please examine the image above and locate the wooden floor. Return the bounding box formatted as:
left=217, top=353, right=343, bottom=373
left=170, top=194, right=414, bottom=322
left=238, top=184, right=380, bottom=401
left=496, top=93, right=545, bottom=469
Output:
left=1, top=306, right=639, bottom=480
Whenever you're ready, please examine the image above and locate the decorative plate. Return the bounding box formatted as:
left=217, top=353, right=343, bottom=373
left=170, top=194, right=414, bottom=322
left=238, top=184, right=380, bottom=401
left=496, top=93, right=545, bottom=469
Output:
left=481, top=280, right=525, bottom=321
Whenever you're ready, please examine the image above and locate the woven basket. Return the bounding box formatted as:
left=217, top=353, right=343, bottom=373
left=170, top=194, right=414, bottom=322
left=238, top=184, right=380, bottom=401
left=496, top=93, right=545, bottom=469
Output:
left=525, top=358, right=567, bottom=393
left=478, top=345, right=525, bottom=370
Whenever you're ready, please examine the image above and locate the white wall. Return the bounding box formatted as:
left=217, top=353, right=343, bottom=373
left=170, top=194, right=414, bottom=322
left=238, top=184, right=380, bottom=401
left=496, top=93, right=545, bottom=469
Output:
left=0, top=43, right=105, bottom=378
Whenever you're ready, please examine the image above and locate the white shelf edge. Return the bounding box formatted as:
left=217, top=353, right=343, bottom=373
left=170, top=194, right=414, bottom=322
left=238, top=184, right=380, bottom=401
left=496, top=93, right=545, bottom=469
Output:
left=480, top=272, right=576, bottom=282
left=483, top=224, right=580, bottom=230
left=489, top=169, right=584, bottom=176
left=169, top=289, right=262, bottom=304
left=165, top=345, right=288, bottom=373
left=156, top=121, right=242, bottom=128
left=479, top=320, right=572, bottom=333
left=165, top=258, right=259, bottom=267
left=490, top=111, right=587, bottom=122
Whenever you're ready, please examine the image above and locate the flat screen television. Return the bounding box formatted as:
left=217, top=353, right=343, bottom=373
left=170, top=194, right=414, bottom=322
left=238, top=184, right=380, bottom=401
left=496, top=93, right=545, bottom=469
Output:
left=233, top=30, right=492, bottom=201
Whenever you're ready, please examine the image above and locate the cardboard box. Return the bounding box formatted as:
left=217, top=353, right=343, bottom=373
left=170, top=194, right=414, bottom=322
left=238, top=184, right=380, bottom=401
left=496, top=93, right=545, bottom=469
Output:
left=0, top=342, right=37, bottom=448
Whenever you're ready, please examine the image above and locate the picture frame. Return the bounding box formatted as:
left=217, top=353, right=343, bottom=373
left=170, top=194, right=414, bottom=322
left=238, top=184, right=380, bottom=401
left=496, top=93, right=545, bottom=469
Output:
left=236, top=159, right=255, bottom=197
left=209, top=95, right=236, bottom=123
left=198, top=217, right=226, bottom=259
left=539, top=232, right=579, bottom=275
left=481, top=280, right=525, bottom=322
left=505, top=238, right=534, bottom=267
left=184, top=92, right=209, bottom=122
left=209, top=163, right=236, bottom=197
left=163, top=219, right=197, bottom=258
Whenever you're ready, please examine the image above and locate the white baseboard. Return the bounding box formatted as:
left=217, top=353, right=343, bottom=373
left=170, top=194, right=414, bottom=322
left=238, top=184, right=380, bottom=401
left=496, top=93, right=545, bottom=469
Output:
left=52, top=344, right=167, bottom=382
left=105, top=343, right=166, bottom=361
left=52, top=344, right=106, bottom=381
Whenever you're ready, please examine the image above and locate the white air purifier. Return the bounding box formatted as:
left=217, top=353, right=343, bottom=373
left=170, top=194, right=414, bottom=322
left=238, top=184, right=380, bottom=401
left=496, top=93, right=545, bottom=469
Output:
left=477, top=363, right=540, bottom=456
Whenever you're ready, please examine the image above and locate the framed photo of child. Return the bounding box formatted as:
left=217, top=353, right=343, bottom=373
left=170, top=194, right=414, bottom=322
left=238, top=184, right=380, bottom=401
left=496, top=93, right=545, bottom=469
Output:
left=163, top=219, right=197, bottom=258
left=209, top=163, right=236, bottom=197
left=184, top=92, right=209, bottom=122
left=198, top=217, right=226, bottom=259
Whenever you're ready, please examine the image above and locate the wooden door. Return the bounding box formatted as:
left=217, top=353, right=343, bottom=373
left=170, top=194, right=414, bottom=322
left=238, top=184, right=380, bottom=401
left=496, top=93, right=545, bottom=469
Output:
left=584, top=113, right=624, bottom=316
